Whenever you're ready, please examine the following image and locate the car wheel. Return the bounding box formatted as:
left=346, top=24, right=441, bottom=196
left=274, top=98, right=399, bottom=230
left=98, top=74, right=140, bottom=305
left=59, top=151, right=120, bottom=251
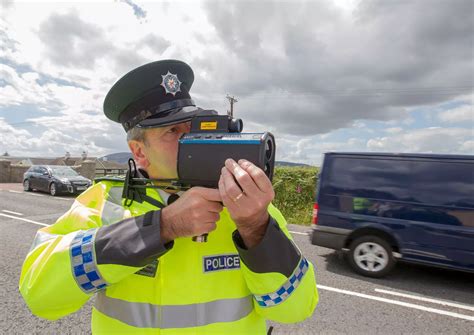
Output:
left=49, top=183, right=58, bottom=196
left=348, top=235, right=395, bottom=278
left=23, top=179, right=32, bottom=191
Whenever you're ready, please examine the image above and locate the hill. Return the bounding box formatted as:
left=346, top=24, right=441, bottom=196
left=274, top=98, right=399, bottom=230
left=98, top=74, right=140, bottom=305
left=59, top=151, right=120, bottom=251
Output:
left=275, top=161, right=312, bottom=167
left=99, top=152, right=133, bottom=164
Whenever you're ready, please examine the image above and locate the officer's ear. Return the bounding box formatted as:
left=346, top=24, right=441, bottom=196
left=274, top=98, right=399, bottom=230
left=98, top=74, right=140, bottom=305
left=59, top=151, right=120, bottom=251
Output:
left=128, top=140, right=150, bottom=169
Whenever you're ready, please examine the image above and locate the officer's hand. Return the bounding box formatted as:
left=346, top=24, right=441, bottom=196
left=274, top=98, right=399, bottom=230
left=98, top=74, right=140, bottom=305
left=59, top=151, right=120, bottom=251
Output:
left=161, top=187, right=223, bottom=242
left=218, top=158, right=275, bottom=248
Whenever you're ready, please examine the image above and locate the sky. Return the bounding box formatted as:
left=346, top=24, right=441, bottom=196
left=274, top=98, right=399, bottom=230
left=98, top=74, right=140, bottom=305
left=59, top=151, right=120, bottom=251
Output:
left=0, top=0, right=472, bottom=165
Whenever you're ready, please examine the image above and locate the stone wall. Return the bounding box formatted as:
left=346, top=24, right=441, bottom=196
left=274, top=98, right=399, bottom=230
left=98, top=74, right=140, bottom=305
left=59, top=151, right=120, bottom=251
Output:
left=10, top=164, right=30, bottom=183
left=0, top=160, right=31, bottom=183
left=0, top=160, right=10, bottom=183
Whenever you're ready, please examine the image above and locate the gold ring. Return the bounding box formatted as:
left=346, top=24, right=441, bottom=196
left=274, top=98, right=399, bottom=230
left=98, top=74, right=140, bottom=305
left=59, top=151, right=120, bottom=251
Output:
left=233, top=192, right=244, bottom=202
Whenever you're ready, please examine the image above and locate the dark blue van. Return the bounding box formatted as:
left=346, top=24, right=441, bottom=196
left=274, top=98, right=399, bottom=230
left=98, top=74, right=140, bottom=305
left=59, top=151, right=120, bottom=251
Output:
left=310, top=152, right=474, bottom=277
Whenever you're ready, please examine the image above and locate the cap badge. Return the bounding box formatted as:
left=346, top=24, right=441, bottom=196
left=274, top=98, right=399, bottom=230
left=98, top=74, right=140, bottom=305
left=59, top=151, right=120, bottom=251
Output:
left=161, top=71, right=182, bottom=96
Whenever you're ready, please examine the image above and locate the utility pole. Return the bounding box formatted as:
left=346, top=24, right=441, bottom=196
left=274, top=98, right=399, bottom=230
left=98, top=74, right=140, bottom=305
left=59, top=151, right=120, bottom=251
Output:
left=226, top=95, right=238, bottom=118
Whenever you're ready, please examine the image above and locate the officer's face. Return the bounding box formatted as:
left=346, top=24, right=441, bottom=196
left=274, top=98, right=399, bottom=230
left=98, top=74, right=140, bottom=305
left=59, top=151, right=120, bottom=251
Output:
left=136, top=122, right=191, bottom=179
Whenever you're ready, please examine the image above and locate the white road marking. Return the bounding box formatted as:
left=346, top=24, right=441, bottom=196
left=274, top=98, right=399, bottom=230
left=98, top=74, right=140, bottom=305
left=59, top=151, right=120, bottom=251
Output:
left=317, top=285, right=474, bottom=321
left=0, top=213, right=50, bottom=227
left=55, top=197, right=74, bottom=201
left=375, top=288, right=474, bottom=312
left=2, top=209, right=23, bottom=216
left=25, top=192, right=44, bottom=197
left=9, top=190, right=44, bottom=197
left=289, top=230, right=309, bottom=235
left=6, top=189, right=73, bottom=200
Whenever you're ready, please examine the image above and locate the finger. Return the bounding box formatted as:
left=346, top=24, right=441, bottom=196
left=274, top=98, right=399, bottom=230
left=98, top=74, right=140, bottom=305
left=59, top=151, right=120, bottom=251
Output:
left=203, top=212, right=221, bottom=223
left=218, top=172, right=236, bottom=207
left=225, top=159, right=260, bottom=196
left=221, top=166, right=246, bottom=201
left=204, top=222, right=217, bottom=233
left=208, top=201, right=224, bottom=213
left=197, top=222, right=217, bottom=235
left=193, top=186, right=222, bottom=202
left=238, top=159, right=273, bottom=192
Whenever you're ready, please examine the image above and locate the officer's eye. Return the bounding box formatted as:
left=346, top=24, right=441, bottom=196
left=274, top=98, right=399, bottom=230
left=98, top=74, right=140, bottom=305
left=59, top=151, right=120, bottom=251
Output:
left=166, top=127, right=178, bottom=134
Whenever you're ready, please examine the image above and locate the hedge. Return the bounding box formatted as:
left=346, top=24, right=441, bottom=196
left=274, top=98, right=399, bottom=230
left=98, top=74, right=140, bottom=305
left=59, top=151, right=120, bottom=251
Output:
left=272, top=166, right=319, bottom=225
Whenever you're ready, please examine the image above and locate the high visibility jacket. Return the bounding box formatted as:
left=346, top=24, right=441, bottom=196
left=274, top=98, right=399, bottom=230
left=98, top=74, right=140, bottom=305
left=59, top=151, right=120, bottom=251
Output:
left=19, top=180, right=318, bottom=334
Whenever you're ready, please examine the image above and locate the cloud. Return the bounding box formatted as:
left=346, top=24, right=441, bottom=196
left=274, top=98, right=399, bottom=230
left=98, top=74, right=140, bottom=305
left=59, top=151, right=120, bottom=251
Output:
left=37, top=10, right=115, bottom=69
left=0, top=0, right=14, bottom=10
left=0, top=63, right=65, bottom=108
left=439, top=104, right=473, bottom=123
left=275, top=134, right=367, bottom=166
left=0, top=29, right=17, bottom=53
left=0, top=117, right=33, bottom=154
left=0, top=0, right=472, bottom=164
left=367, top=127, right=473, bottom=154
left=0, top=111, right=128, bottom=157
left=385, top=127, right=403, bottom=134
left=460, top=140, right=474, bottom=153
left=139, top=34, right=171, bottom=54
left=198, top=0, right=473, bottom=135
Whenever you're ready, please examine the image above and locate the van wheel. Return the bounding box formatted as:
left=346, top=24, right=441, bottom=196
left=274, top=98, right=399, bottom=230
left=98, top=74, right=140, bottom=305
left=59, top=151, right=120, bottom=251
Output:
left=348, top=236, right=395, bottom=278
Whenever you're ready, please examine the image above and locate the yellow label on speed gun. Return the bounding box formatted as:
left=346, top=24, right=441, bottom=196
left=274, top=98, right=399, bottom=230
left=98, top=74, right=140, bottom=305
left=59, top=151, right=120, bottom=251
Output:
left=200, top=121, right=218, bottom=130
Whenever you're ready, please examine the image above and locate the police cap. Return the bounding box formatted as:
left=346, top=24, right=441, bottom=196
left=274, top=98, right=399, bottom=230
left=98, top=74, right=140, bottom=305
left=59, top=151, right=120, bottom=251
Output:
left=103, top=59, right=204, bottom=131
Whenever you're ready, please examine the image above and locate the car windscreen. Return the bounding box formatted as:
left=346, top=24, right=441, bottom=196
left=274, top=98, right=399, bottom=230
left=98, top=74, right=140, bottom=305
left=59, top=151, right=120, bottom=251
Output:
left=322, top=157, right=474, bottom=208
left=50, top=167, right=79, bottom=177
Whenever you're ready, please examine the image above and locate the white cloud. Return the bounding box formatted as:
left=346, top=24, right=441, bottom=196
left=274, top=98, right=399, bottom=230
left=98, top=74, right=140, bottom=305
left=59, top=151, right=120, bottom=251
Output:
left=0, top=117, right=32, bottom=154
left=367, top=127, right=473, bottom=154
left=0, top=113, right=126, bottom=158
left=385, top=127, right=403, bottom=134
left=439, top=104, right=473, bottom=123
left=460, top=140, right=474, bottom=153
left=276, top=134, right=368, bottom=166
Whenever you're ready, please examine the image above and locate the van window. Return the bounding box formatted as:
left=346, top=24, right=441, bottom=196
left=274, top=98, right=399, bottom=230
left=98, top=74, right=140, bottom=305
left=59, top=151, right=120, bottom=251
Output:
left=322, top=157, right=474, bottom=208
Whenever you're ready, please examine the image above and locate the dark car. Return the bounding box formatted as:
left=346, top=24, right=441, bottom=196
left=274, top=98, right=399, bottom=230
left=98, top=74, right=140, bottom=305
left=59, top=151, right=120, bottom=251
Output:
left=310, top=152, right=474, bottom=277
left=23, top=165, right=92, bottom=196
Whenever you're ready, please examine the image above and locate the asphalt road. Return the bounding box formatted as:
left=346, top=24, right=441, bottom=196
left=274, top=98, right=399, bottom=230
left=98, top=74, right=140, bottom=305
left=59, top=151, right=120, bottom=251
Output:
left=1, top=183, right=473, bottom=334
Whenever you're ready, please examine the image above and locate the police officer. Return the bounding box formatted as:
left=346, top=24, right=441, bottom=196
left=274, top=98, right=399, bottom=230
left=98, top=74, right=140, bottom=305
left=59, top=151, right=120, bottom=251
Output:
left=19, top=60, right=318, bottom=334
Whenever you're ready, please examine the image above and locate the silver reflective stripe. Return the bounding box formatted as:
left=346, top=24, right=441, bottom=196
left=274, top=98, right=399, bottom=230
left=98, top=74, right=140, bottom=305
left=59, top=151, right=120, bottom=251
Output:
left=101, top=186, right=125, bottom=226
left=95, top=292, right=253, bottom=329
left=29, top=231, right=58, bottom=251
